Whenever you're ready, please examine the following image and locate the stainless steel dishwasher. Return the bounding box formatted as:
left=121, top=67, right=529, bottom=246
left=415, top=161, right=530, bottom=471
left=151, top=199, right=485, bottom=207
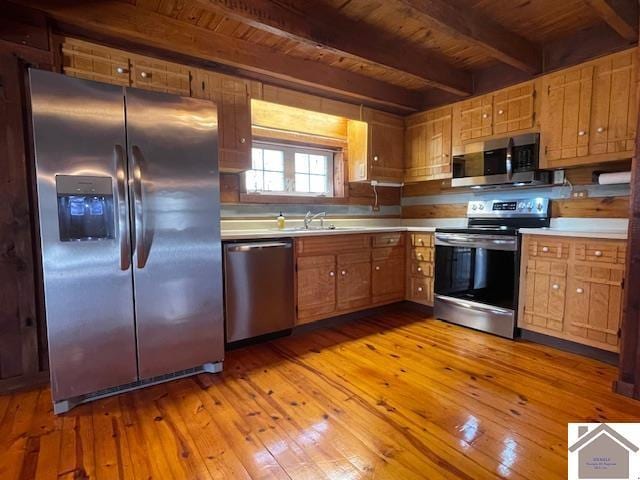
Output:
left=223, top=240, right=295, bottom=343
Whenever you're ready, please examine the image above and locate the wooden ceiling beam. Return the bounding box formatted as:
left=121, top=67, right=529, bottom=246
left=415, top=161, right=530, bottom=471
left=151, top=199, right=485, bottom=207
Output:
left=584, top=0, right=638, bottom=41
left=394, top=0, right=541, bottom=74
left=196, top=0, right=472, bottom=96
left=20, top=0, right=423, bottom=112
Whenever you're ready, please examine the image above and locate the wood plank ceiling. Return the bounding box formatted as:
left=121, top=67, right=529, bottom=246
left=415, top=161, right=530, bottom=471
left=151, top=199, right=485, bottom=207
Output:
left=16, top=0, right=639, bottom=112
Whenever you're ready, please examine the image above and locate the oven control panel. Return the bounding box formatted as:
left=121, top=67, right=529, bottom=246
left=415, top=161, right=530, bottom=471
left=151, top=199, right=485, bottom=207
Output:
left=467, top=198, right=550, bottom=217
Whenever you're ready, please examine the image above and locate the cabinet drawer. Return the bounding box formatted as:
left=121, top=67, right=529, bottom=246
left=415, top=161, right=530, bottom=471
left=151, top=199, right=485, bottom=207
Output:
left=410, top=247, right=433, bottom=262
left=337, top=251, right=371, bottom=266
left=528, top=238, right=570, bottom=260
left=411, top=233, right=433, bottom=247
left=372, top=233, right=404, bottom=248
left=408, top=277, right=433, bottom=304
left=372, top=245, right=405, bottom=260
left=410, top=261, right=433, bottom=277
left=296, top=234, right=371, bottom=255
left=574, top=241, right=626, bottom=264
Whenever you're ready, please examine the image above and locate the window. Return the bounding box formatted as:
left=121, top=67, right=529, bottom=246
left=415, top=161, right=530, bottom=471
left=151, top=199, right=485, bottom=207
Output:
left=245, top=142, right=334, bottom=196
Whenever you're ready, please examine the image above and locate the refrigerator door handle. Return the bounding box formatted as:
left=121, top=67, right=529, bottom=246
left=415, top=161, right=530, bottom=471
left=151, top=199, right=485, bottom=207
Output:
left=130, top=145, right=146, bottom=269
left=114, top=145, right=131, bottom=271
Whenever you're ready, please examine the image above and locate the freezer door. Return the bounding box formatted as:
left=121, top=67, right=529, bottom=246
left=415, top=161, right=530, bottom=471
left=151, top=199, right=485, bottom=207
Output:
left=29, top=70, right=138, bottom=401
left=125, top=87, right=224, bottom=379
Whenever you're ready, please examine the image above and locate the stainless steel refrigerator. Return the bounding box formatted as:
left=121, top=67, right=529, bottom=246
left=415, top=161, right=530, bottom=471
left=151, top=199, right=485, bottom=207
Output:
left=29, top=69, right=224, bottom=414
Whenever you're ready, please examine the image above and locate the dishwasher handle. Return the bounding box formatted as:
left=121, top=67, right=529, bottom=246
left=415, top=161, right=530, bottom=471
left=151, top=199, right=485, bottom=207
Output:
left=226, top=241, right=292, bottom=252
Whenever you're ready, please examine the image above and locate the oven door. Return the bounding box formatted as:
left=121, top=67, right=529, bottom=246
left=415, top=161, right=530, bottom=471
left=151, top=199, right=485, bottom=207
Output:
left=434, top=232, right=519, bottom=338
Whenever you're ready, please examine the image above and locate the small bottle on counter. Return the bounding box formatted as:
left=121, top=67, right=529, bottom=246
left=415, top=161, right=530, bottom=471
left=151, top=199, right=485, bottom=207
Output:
left=277, top=211, right=285, bottom=230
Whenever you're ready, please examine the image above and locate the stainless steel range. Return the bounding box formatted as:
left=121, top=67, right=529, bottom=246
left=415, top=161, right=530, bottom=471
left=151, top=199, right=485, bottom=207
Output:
left=434, top=198, right=550, bottom=338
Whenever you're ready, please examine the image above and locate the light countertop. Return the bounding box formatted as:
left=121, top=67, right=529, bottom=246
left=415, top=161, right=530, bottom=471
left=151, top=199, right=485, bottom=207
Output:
left=518, top=228, right=627, bottom=240
left=221, top=226, right=436, bottom=241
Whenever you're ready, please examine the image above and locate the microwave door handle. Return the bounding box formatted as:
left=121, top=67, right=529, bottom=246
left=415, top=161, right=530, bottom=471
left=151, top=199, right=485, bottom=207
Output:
left=130, top=145, right=146, bottom=269
left=506, top=137, right=514, bottom=180
left=114, top=145, right=131, bottom=271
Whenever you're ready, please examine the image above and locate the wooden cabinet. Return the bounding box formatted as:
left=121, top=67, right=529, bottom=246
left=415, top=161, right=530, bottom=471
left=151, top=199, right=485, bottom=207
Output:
left=406, top=232, right=435, bottom=306
left=61, top=38, right=131, bottom=86
left=130, top=56, right=190, bottom=96
left=519, top=235, right=626, bottom=352
left=192, top=69, right=252, bottom=172
left=337, top=252, right=371, bottom=311
left=404, top=106, right=452, bottom=183
left=540, top=49, right=636, bottom=168
left=296, top=255, right=336, bottom=324
left=452, top=80, right=538, bottom=149
left=294, top=233, right=405, bottom=324
left=347, top=109, right=404, bottom=183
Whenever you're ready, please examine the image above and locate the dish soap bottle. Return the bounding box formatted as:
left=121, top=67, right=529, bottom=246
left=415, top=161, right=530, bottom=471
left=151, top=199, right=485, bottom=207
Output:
left=277, top=211, right=285, bottom=230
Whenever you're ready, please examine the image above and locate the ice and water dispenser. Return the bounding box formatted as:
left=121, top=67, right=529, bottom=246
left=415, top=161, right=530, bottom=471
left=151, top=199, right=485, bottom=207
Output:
left=56, top=175, right=115, bottom=241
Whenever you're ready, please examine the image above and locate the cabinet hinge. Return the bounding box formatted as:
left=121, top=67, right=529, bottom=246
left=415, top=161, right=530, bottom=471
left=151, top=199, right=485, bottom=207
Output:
left=295, top=263, right=298, bottom=272
left=547, top=85, right=551, bottom=95
left=618, top=328, right=622, bottom=338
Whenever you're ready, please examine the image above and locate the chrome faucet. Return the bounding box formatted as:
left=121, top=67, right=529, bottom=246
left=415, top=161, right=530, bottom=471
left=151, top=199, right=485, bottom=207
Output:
left=304, top=211, right=326, bottom=229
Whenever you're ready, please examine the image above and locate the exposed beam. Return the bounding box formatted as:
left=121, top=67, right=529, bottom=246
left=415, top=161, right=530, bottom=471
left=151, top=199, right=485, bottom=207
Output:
left=196, top=0, right=472, bottom=96
left=19, top=0, right=423, bottom=111
left=584, top=0, right=638, bottom=41
left=394, top=0, right=541, bottom=74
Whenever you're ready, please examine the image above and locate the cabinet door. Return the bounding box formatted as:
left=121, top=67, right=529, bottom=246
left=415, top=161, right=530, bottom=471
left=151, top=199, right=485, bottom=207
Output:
left=589, top=51, right=637, bottom=156
left=130, top=56, right=190, bottom=96
left=521, top=258, right=567, bottom=332
left=296, top=255, right=336, bottom=324
left=456, top=95, right=493, bottom=142
left=337, top=252, right=371, bottom=311
left=372, top=254, right=405, bottom=303
left=541, top=65, right=594, bottom=166
left=192, top=69, right=252, bottom=172
left=366, top=110, right=404, bottom=181
left=405, top=107, right=452, bottom=182
left=493, top=82, right=536, bottom=135
left=565, top=264, right=623, bottom=351
left=61, top=38, right=131, bottom=86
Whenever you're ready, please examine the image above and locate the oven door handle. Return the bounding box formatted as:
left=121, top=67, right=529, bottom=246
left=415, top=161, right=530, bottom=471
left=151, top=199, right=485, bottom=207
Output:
left=436, top=295, right=513, bottom=317
left=435, top=233, right=518, bottom=251
left=506, top=137, right=514, bottom=180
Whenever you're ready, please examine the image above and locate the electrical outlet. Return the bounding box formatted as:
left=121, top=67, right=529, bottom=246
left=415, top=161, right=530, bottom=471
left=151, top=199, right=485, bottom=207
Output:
left=572, top=190, right=589, bottom=198
left=371, top=204, right=380, bottom=212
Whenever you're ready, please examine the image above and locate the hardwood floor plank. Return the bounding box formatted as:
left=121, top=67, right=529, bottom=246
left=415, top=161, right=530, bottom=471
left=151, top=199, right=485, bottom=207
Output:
left=1, top=308, right=639, bottom=480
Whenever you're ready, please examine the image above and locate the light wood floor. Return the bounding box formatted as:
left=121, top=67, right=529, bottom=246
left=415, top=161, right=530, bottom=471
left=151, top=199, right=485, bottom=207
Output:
left=2, top=308, right=640, bottom=479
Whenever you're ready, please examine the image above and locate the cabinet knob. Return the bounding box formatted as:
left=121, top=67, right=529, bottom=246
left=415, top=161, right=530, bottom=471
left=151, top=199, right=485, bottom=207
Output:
left=482, top=113, right=488, bottom=119
left=576, top=287, right=584, bottom=294
left=418, top=253, right=423, bottom=259
left=417, top=287, right=423, bottom=292
left=373, top=155, right=379, bottom=162
left=329, top=271, right=335, bottom=277
left=140, top=71, right=150, bottom=79
left=578, top=130, right=586, bottom=136
left=240, top=137, right=246, bottom=144
left=375, top=266, right=380, bottom=271
left=595, top=250, right=603, bottom=257
left=116, top=67, right=128, bottom=74
left=387, top=239, right=393, bottom=244
left=597, top=127, right=605, bottom=133
left=341, top=270, right=346, bottom=276
left=419, top=239, right=424, bottom=244
left=417, top=267, right=422, bottom=272
left=552, top=284, right=560, bottom=290
left=498, top=109, right=504, bottom=115
left=542, top=246, right=549, bottom=253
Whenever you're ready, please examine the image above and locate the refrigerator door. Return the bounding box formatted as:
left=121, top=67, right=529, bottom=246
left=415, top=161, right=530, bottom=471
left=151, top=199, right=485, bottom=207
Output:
left=125, top=87, right=224, bottom=379
left=29, top=70, right=138, bottom=401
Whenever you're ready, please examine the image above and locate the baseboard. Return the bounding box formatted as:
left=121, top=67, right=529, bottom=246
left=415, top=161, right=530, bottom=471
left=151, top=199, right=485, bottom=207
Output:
left=0, top=370, right=49, bottom=395
left=519, top=329, right=619, bottom=365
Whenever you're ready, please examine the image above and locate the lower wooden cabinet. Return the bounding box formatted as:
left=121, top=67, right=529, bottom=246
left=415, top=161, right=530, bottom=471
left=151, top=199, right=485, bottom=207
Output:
left=519, top=235, right=626, bottom=352
left=295, top=233, right=405, bottom=324
left=406, top=232, right=435, bottom=306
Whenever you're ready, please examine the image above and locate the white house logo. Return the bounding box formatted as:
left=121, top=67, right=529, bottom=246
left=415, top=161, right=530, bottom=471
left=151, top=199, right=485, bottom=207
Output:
left=568, top=423, right=640, bottom=479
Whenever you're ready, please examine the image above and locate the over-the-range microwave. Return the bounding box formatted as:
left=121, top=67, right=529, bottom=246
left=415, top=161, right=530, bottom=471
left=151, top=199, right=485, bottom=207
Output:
left=451, top=133, right=550, bottom=188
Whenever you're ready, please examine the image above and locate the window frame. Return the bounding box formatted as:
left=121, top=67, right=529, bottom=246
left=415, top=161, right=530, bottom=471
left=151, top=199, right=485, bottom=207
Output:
left=245, top=141, right=336, bottom=197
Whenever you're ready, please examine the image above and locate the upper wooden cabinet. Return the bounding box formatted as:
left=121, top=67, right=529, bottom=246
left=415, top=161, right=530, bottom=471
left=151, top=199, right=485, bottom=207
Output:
left=348, top=109, right=404, bottom=183
left=451, top=81, right=538, bottom=148
left=129, top=56, right=190, bottom=96
left=191, top=69, right=252, bottom=172
left=540, top=49, right=637, bottom=168
left=404, top=106, right=453, bottom=183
